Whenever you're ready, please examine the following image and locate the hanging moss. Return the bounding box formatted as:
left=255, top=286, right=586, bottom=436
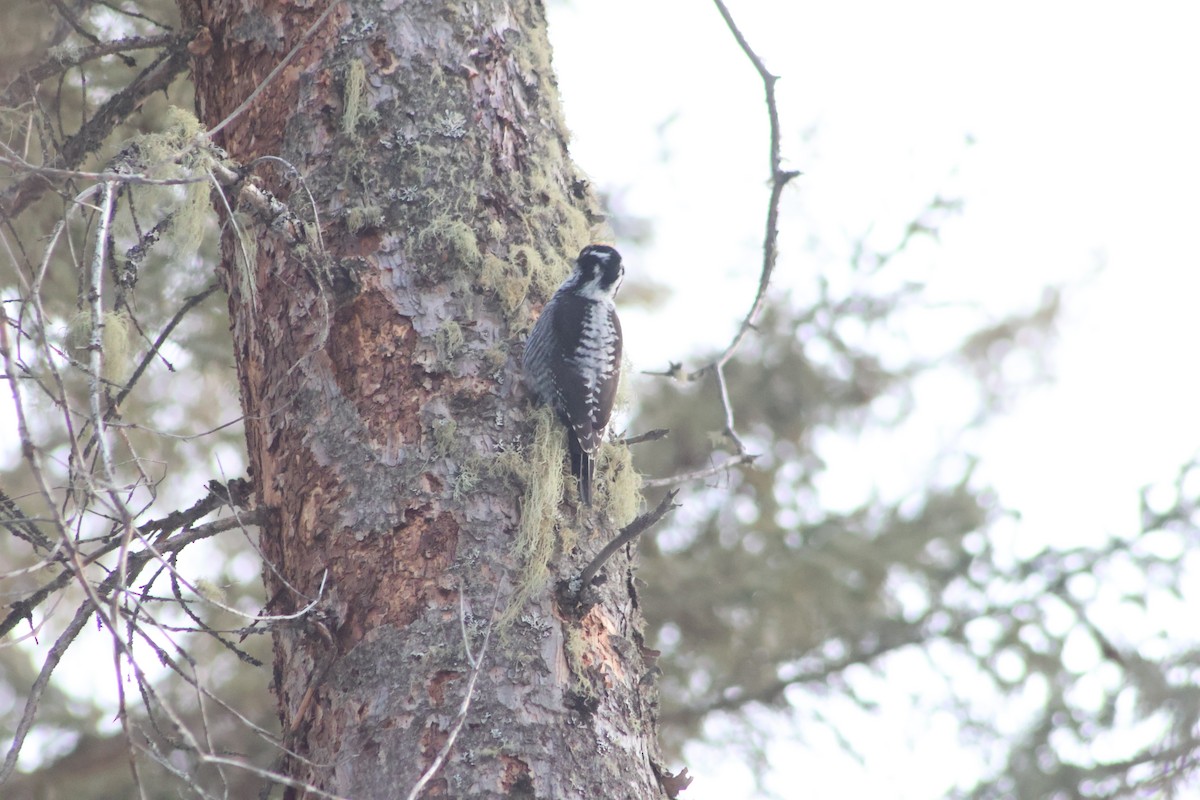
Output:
left=500, top=406, right=566, bottom=627
left=66, top=309, right=134, bottom=382
left=597, top=440, right=642, bottom=529
left=118, top=106, right=215, bottom=262
left=480, top=253, right=532, bottom=317
left=341, top=59, right=377, bottom=137
left=433, top=320, right=465, bottom=363
left=345, top=204, right=384, bottom=232
left=416, top=217, right=481, bottom=276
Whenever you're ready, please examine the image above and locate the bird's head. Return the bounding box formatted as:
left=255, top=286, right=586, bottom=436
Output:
left=571, top=244, right=624, bottom=301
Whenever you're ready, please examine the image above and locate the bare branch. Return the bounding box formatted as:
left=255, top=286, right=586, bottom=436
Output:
left=0, top=40, right=192, bottom=217
left=577, top=490, right=680, bottom=590
left=120, top=283, right=221, bottom=407
left=641, top=455, right=757, bottom=490
left=198, top=755, right=353, bottom=800
left=0, top=593, right=95, bottom=783
left=0, top=294, right=72, bottom=541
left=0, top=484, right=256, bottom=639
left=75, top=281, right=222, bottom=462
left=0, top=499, right=262, bottom=778
left=207, top=2, right=342, bottom=140
left=44, top=0, right=109, bottom=50
left=1, top=33, right=181, bottom=100
left=694, top=0, right=800, bottom=377
left=0, top=486, right=55, bottom=551
left=645, top=0, right=799, bottom=479
left=86, top=181, right=118, bottom=487
left=0, top=146, right=211, bottom=187
left=621, top=428, right=670, bottom=447
left=404, top=582, right=505, bottom=800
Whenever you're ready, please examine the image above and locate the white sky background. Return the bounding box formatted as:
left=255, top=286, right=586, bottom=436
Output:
left=548, top=1, right=1200, bottom=797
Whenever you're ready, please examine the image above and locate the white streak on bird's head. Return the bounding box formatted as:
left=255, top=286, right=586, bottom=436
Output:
left=568, top=244, right=624, bottom=302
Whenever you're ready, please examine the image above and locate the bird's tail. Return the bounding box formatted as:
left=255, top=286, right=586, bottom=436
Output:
left=568, top=434, right=594, bottom=506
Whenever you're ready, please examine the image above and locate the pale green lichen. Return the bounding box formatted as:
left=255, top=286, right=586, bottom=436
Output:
left=480, top=253, right=531, bottom=316
left=433, top=320, right=465, bottom=362
left=563, top=626, right=596, bottom=698
left=120, top=106, right=213, bottom=261
left=500, top=407, right=565, bottom=628
left=597, top=440, right=642, bottom=528
left=341, top=60, right=378, bottom=137
left=481, top=342, right=509, bottom=371
left=432, top=418, right=459, bottom=458
left=66, top=310, right=134, bottom=382
left=417, top=217, right=481, bottom=273
left=510, top=243, right=562, bottom=303
left=452, top=465, right=479, bottom=502
left=345, top=204, right=384, bottom=232
left=230, top=211, right=260, bottom=312
left=193, top=579, right=228, bottom=605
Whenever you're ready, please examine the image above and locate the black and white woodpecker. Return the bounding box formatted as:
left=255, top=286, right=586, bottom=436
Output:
left=522, top=244, right=625, bottom=506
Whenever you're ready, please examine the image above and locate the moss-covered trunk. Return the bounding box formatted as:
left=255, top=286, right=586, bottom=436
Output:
left=187, top=0, right=678, bottom=796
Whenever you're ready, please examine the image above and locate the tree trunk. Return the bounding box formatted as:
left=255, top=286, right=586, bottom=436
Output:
left=186, top=0, right=680, bottom=796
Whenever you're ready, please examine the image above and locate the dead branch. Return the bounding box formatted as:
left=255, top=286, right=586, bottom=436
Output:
left=622, top=428, right=670, bottom=446
left=0, top=482, right=255, bottom=639
left=206, top=1, right=342, bottom=140
left=115, top=283, right=222, bottom=407
left=576, top=490, right=680, bottom=591
left=646, top=0, right=799, bottom=487
left=0, top=591, right=95, bottom=783
left=700, top=0, right=801, bottom=379
left=0, top=146, right=211, bottom=188
left=1, top=38, right=192, bottom=218
left=1, top=32, right=181, bottom=102
left=403, top=581, right=505, bottom=800
left=641, top=455, right=757, bottom=490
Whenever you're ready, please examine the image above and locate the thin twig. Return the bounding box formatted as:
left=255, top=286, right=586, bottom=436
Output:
left=0, top=500, right=262, bottom=779
left=1, top=41, right=191, bottom=217
left=577, top=490, right=680, bottom=589
left=644, top=0, right=798, bottom=485
left=4, top=33, right=181, bottom=95
left=85, top=181, right=117, bottom=484
left=0, top=497, right=257, bottom=639
left=85, top=186, right=145, bottom=754
left=0, top=249, right=75, bottom=548
left=404, top=581, right=505, bottom=800
left=0, top=595, right=94, bottom=782
left=78, top=281, right=221, bottom=461
left=199, top=755, right=353, bottom=800
left=622, top=428, right=669, bottom=447
left=641, top=455, right=756, bottom=490
left=116, top=282, right=221, bottom=407
left=0, top=486, right=55, bottom=551
left=207, top=2, right=342, bottom=139
left=45, top=0, right=108, bottom=50
left=0, top=147, right=210, bottom=187
left=690, top=1, right=799, bottom=378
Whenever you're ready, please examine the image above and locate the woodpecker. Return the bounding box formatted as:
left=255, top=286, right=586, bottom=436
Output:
left=523, top=244, right=625, bottom=506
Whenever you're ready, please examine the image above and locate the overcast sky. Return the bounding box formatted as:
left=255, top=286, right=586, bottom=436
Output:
left=548, top=1, right=1200, bottom=796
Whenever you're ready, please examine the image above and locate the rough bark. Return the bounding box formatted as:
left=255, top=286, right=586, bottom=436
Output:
left=187, top=0, right=677, bottom=797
